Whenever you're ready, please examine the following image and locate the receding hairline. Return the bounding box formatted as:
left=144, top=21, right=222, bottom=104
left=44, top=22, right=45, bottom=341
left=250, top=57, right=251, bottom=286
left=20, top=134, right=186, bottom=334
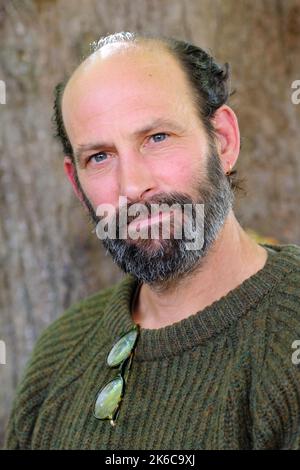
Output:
left=64, top=37, right=176, bottom=92
left=62, top=38, right=199, bottom=123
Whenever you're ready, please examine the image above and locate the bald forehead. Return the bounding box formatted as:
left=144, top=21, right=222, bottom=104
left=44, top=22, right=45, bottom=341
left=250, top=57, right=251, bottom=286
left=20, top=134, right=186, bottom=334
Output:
left=71, top=40, right=169, bottom=77
left=63, top=41, right=192, bottom=104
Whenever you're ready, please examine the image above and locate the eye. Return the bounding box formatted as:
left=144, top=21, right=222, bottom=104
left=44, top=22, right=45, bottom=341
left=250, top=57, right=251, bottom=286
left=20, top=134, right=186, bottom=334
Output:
left=149, top=133, right=169, bottom=143
left=87, top=152, right=108, bottom=164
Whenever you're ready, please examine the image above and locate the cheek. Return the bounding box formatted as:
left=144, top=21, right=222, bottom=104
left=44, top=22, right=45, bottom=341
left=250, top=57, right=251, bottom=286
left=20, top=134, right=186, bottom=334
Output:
left=77, top=171, right=119, bottom=208
left=150, top=149, right=203, bottom=192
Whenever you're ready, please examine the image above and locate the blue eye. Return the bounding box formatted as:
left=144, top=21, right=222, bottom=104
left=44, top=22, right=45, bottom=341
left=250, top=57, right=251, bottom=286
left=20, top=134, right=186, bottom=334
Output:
left=88, top=152, right=107, bottom=164
left=151, top=133, right=168, bottom=143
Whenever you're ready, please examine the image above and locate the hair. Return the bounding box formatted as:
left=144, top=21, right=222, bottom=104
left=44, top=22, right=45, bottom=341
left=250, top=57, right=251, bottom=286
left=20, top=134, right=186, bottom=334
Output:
left=52, top=31, right=245, bottom=194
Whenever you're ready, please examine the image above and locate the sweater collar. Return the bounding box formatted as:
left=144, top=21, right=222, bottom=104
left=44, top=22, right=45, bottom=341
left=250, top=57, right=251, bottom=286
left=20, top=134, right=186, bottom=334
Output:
left=101, top=243, right=299, bottom=361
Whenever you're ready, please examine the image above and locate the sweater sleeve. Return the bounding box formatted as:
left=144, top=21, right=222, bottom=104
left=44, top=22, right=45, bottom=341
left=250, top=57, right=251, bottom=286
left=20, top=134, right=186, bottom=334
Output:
left=251, top=278, right=300, bottom=450
left=4, top=285, right=114, bottom=450
left=4, top=312, right=79, bottom=450
left=5, top=408, right=19, bottom=449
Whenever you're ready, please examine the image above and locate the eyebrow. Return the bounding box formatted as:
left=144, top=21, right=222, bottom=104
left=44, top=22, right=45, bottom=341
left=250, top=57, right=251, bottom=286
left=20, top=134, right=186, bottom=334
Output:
left=74, top=118, right=185, bottom=164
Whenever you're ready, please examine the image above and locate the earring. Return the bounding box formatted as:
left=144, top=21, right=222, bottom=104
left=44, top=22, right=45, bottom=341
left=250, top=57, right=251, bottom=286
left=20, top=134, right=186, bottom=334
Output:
left=226, top=163, right=232, bottom=176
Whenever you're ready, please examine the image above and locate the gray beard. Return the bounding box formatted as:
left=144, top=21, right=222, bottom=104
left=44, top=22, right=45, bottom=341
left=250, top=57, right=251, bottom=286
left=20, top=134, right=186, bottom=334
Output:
left=77, top=149, right=234, bottom=291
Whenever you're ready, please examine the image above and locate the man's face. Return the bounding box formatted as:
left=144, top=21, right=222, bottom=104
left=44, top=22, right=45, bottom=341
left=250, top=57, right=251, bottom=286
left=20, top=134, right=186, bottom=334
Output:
left=62, top=44, right=233, bottom=287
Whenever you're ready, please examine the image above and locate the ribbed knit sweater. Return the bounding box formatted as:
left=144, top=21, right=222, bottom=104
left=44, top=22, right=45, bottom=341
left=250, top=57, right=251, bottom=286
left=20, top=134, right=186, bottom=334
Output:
left=5, top=243, right=300, bottom=450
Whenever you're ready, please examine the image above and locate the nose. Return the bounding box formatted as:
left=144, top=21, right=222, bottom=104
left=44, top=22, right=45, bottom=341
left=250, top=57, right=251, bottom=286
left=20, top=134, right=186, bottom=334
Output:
left=118, top=152, right=158, bottom=203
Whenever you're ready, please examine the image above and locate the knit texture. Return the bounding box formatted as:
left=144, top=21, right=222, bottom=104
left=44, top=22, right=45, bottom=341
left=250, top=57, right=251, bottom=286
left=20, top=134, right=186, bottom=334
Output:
left=4, top=243, right=300, bottom=450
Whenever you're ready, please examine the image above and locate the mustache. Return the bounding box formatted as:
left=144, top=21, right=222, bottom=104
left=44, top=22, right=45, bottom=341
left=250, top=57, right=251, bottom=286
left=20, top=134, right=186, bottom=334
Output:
left=113, top=191, right=200, bottom=225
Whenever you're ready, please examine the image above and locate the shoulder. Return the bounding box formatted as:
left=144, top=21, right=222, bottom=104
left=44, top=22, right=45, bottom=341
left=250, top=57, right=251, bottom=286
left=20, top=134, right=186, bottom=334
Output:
left=266, top=243, right=300, bottom=333
left=43, top=282, right=117, bottom=342
left=252, top=244, right=300, bottom=357
left=27, top=282, right=117, bottom=368
left=256, top=244, right=300, bottom=375
left=25, top=279, right=120, bottom=376
left=250, top=244, right=300, bottom=449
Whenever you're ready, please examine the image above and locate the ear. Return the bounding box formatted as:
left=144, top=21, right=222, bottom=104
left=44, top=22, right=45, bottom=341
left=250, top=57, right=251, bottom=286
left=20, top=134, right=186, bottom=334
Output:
left=63, top=156, right=85, bottom=203
left=211, top=104, right=240, bottom=173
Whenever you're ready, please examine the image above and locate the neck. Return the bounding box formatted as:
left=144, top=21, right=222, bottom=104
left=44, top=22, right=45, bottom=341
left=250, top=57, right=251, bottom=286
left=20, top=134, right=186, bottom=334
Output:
left=131, top=210, right=268, bottom=329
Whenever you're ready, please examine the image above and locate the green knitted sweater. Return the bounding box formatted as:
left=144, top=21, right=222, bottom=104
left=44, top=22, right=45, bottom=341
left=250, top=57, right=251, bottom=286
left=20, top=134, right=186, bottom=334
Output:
left=5, top=243, right=300, bottom=450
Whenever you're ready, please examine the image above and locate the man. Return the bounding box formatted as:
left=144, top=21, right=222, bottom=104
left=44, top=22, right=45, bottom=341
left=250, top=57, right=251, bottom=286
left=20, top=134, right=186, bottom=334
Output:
left=5, top=32, right=300, bottom=449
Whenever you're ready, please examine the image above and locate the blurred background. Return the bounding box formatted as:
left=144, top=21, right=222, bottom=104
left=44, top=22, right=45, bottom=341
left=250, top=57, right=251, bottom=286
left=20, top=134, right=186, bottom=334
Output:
left=0, top=0, right=300, bottom=447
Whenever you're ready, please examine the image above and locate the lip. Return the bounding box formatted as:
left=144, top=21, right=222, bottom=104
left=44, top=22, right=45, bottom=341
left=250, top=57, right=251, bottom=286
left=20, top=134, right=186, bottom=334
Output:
left=128, top=211, right=172, bottom=231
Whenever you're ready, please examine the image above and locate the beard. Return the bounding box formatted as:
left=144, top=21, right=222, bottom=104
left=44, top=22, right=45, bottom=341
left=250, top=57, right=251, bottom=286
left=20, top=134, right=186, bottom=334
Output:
left=75, top=144, right=234, bottom=290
